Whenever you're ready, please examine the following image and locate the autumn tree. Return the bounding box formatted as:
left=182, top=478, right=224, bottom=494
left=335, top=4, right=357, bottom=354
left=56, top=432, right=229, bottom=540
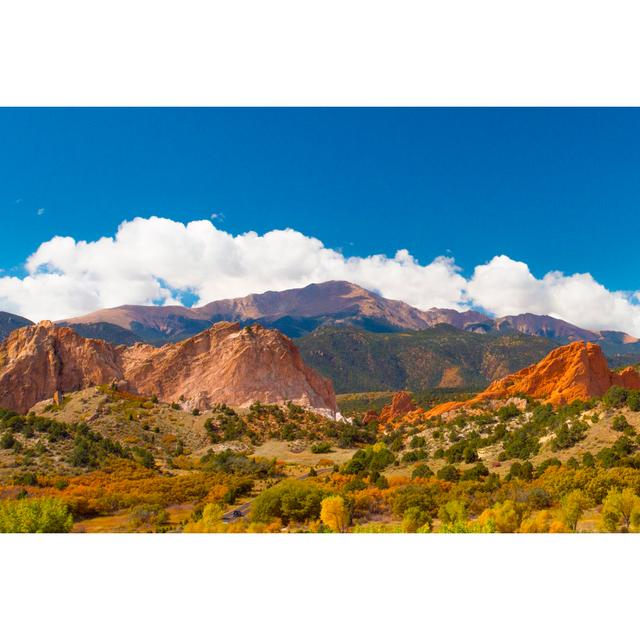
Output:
left=0, top=496, right=73, bottom=533
left=438, top=500, right=467, bottom=525
left=477, top=500, right=521, bottom=533
left=560, top=490, right=590, bottom=532
left=600, top=488, right=640, bottom=532
left=320, top=495, right=349, bottom=532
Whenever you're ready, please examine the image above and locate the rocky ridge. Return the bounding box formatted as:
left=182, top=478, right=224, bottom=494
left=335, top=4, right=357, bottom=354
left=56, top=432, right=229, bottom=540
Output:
left=0, top=321, right=336, bottom=415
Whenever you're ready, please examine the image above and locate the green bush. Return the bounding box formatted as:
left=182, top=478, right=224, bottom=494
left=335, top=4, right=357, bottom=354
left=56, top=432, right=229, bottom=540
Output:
left=627, top=390, right=640, bottom=412
left=0, top=497, right=73, bottom=533
left=604, top=386, right=628, bottom=408
left=412, top=463, right=434, bottom=479
left=551, top=420, right=588, bottom=451
left=392, top=484, right=440, bottom=520
left=251, top=480, right=324, bottom=524
left=437, top=465, right=460, bottom=482
left=311, top=442, right=333, bottom=454
left=342, top=444, right=395, bottom=475
left=612, top=415, right=630, bottom=432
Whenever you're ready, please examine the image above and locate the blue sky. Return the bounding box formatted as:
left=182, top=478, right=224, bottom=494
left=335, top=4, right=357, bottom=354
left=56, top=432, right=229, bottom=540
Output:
left=1, top=107, right=639, bottom=289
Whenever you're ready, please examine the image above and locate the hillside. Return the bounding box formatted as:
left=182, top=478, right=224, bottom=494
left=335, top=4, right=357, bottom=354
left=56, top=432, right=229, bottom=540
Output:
left=295, top=324, right=556, bottom=393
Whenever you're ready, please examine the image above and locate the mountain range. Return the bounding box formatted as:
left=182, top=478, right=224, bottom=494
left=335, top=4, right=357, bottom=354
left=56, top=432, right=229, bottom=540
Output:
left=56, top=281, right=640, bottom=361
left=2, top=280, right=640, bottom=398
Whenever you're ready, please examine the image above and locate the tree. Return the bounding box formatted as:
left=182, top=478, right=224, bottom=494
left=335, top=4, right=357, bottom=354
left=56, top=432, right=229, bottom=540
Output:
left=627, top=390, right=640, bottom=412
left=604, top=386, right=628, bottom=408
left=477, top=500, right=520, bottom=533
left=402, top=506, right=431, bottom=533
left=600, top=488, right=639, bottom=532
left=519, top=510, right=567, bottom=533
left=437, top=465, right=460, bottom=482
left=612, top=415, right=630, bottom=432
left=320, top=496, right=349, bottom=532
left=184, top=503, right=225, bottom=533
left=438, top=500, right=467, bottom=525
left=251, top=480, right=324, bottom=525
left=560, top=490, right=590, bottom=532
left=0, top=497, right=73, bottom=533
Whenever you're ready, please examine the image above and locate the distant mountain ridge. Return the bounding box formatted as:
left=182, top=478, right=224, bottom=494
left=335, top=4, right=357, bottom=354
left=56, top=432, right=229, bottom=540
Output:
left=0, top=311, right=33, bottom=341
left=58, top=281, right=640, bottom=364
left=296, top=323, right=557, bottom=393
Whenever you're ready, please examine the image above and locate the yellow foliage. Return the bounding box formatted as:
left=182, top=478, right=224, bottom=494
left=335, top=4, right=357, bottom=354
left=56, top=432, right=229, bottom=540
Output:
left=519, top=510, right=566, bottom=533
left=478, top=500, right=520, bottom=533
left=320, top=495, right=349, bottom=532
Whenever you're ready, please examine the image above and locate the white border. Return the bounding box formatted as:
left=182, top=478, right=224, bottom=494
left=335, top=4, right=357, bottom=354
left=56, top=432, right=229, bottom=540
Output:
left=1, top=1, right=639, bottom=637
left=1, top=1, right=640, bottom=106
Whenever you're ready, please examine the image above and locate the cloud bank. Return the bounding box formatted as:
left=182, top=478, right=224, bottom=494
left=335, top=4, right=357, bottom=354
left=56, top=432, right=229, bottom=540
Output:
left=1, top=216, right=639, bottom=336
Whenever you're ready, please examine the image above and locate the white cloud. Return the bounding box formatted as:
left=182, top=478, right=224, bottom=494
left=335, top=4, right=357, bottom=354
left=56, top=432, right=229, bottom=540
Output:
left=1, top=216, right=640, bottom=336
left=467, top=255, right=640, bottom=335
left=36, top=208, right=45, bottom=216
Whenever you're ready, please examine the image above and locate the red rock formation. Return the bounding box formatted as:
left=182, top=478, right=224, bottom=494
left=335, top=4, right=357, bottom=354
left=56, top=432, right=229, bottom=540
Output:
left=423, top=341, right=640, bottom=418
left=0, top=321, right=122, bottom=414
left=121, top=322, right=336, bottom=413
left=0, top=321, right=336, bottom=414
left=378, top=391, right=417, bottom=423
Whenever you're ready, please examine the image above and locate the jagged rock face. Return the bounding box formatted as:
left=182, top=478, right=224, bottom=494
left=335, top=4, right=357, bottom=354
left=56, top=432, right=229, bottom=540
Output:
left=0, top=321, right=336, bottom=414
left=378, top=391, right=416, bottom=423
left=423, top=341, right=640, bottom=418
left=0, top=321, right=122, bottom=414
left=121, top=322, right=337, bottom=412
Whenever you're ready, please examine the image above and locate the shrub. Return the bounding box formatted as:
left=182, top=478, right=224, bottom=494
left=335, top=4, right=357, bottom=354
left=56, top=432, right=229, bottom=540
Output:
left=251, top=480, right=324, bottom=525
left=129, top=503, right=169, bottom=530
left=461, top=462, right=489, bottom=481
left=0, top=497, right=73, bottom=533
left=412, top=463, right=434, bottom=479
left=551, top=421, right=588, bottom=451
left=311, top=442, right=332, bottom=454
left=436, top=465, right=460, bottom=482
left=392, top=483, right=440, bottom=521
left=131, top=447, right=155, bottom=469
left=535, top=458, right=561, bottom=477
left=477, top=500, right=520, bottom=533
left=627, top=390, right=640, bottom=412
left=501, top=424, right=541, bottom=460
left=604, top=386, right=628, bottom=408
left=612, top=415, right=630, bottom=432
left=438, top=500, right=467, bottom=525
left=342, top=443, right=395, bottom=476
left=498, top=404, right=521, bottom=421
left=0, top=432, right=15, bottom=449
left=402, top=448, right=428, bottom=463
left=402, top=506, right=432, bottom=532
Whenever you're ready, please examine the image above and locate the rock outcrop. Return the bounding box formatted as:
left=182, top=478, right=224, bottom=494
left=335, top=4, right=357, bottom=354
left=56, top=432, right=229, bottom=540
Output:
left=0, top=321, right=122, bottom=414
left=422, top=341, right=640, bottom=418
left=378, top=391, right=416, bottom=423
left=0, top=321, right=336, bottom=414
